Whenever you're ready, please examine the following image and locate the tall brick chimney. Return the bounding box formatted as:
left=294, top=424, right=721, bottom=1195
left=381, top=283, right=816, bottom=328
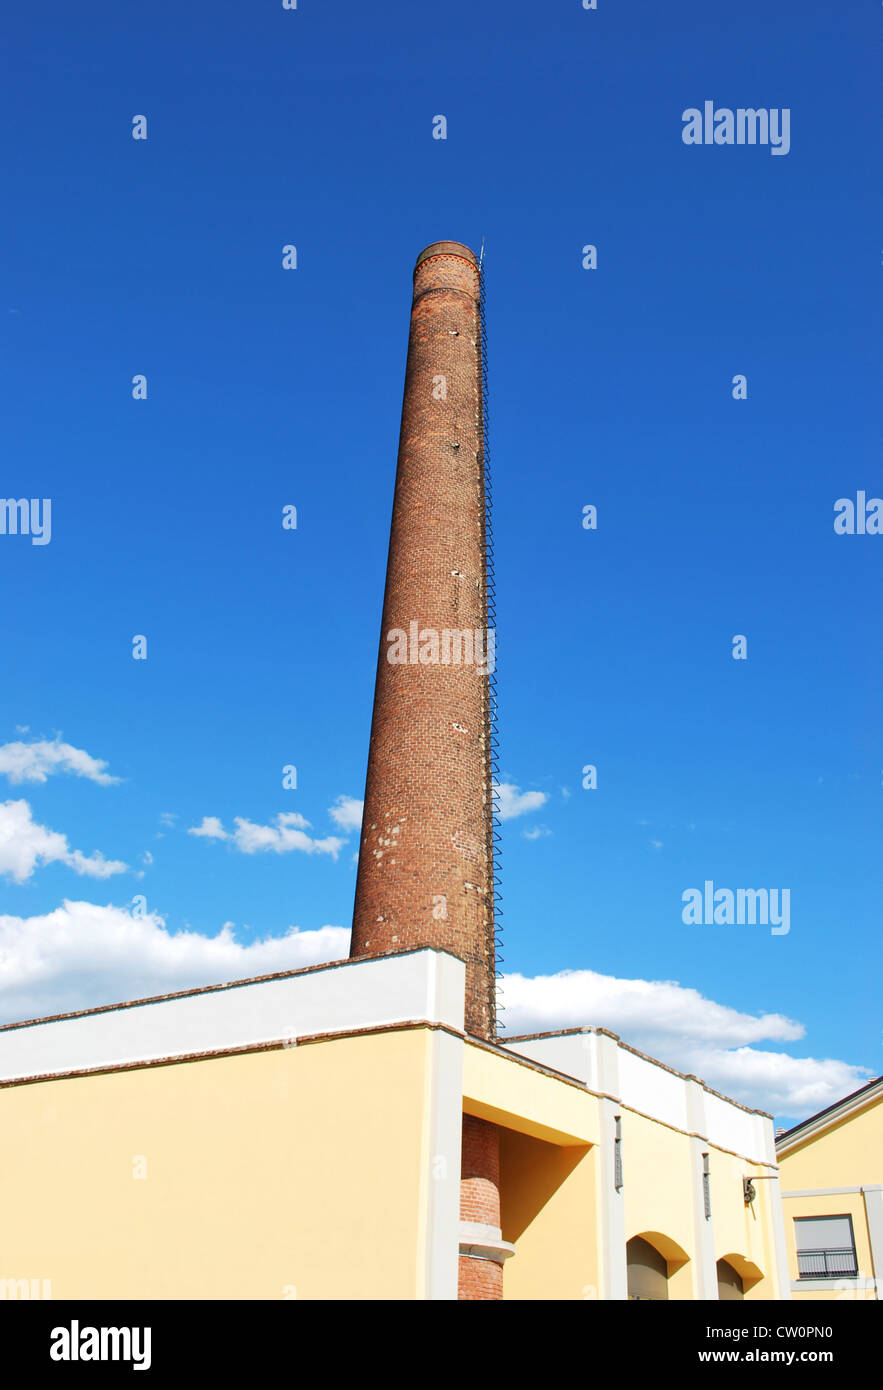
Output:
left=350, top=241, right=497, bottom=1042
left=350, top=242, right=506, bottom=1300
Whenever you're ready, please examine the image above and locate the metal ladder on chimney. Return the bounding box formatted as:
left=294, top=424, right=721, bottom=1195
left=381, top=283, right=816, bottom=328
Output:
left=478, top=245, right=504, bottom=1033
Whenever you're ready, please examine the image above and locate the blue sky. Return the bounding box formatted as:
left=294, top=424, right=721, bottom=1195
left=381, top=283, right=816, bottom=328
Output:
left=1, top=0, right=880, bottom=1124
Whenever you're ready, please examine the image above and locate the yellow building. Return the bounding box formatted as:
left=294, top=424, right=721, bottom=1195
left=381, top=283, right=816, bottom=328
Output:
left=0, top=947, right=790, bottom=1300
left=777, top=1076, right=882, bottom=1301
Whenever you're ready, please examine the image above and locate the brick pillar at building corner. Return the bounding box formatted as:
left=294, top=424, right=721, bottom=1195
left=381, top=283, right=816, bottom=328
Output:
left=458, top=1114, right=508, bottom=1300
left=350, top=241, right=497, bottom=1043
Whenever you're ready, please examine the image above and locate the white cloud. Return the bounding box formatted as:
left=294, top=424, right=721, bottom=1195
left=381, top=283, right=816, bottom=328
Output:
left=522, top=826, right=551, bottom=841
left=328, top=795, right=364, bottom=832
left=650, top=839, right=663, bottom=850
left=0, top=800, right=127, bottom=883
left=680, top=1046, right=872, bottom=1120
left=188, top=816, right=227, bottom=840
left=187, top=812, right=344, bottom=859
left=0, top=900, right=350, bottom=1025
left=0, top=738, right=119, bottom=786
left=495, top=782, right=547, bottom=821
left=500, top=968, right=803, bottom=1047
left=498, top=967, right=872, bottom=1119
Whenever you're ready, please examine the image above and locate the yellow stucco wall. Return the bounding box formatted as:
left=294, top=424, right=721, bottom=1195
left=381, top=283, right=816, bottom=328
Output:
left=458, top=1041, right=784, bottom=1302
left=707, top=1147, right=779, bottom=1299
left=462, top=1042, right=600, bottom=1300
left=779, top=1097, right=883, bottom=1190
left=621, top=1108, right=696, bottom=1298
left=0, top=1023, right=789, bottom=1301
left=462, top=1042, right=596, bottom=1146
left=0, top=1030, right=436, bottom=1300
left=620, top=1111, right=780, bottom=1300
left=499, top=1127, right=597, bottom=1300
left=462, top=1046, right=784, bottom=1301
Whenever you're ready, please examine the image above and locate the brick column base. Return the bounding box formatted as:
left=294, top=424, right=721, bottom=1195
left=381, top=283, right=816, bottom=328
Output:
left=458, top=1250, right=503, bottom=1300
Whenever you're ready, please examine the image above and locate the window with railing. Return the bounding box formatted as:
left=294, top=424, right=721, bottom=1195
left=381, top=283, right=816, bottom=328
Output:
left=794, top=1214, right=858, bottom=1279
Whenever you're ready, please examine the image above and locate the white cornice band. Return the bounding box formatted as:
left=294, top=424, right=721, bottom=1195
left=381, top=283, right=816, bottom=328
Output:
left=459, top=1220, right=516, bottom=1264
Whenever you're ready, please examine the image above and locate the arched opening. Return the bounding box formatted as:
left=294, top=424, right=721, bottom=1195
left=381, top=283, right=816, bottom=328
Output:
left=627, top=1236, right=669, bottom=1300
left=716, top=1258, right=744, bottom=1300
left=717, top=1251, right=764, bottom=1296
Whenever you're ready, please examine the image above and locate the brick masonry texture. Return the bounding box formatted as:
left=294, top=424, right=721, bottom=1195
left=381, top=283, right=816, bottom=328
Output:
left=458, top=1253, right=503, bottom=1300
left=350, top=243, right=497, bottom=1042
left=459, top=1114, right=501, bottom=1224
left=458, top=1114, right=503, bottom=1300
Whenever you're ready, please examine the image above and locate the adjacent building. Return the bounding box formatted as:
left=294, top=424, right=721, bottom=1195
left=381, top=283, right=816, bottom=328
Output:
left=777, top=1076, right=883, bottom=1301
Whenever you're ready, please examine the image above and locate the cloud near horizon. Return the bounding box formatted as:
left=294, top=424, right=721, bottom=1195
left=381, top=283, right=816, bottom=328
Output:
left=0, top=901, right=350, bottom=1025
left=0, top=905, right=869, bottom=1122
left=498, top=968, right=873, bottom=1118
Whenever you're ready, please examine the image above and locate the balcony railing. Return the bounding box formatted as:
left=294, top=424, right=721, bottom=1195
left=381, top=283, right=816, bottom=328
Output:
left=797, top=1247, right=858, bottom=1279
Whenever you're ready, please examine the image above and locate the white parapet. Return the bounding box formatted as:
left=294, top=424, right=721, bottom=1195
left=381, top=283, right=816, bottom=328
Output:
left=0, top=948, right=466, bottom=1083
left=503, top=1028, right=774, bottom=1166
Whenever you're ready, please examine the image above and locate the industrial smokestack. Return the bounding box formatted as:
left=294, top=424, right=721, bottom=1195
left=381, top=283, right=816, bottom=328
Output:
left=350, top=241, right=497, bottom=1043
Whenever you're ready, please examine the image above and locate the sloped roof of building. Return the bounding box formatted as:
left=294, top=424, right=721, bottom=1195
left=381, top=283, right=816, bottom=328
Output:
left=776, top=1073, right=883, bottom=1154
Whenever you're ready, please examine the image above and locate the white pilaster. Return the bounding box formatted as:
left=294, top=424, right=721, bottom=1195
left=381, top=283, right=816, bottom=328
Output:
left=595, top=1034, right=627, bottom=1300
left=686, top=1079, right=718, bottom=1299
left=422, top=1028, right=464, bottom=1300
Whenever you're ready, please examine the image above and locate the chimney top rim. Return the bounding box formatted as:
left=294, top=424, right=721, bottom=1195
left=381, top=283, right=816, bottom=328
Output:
left=414, top=241, right=479, bottom=272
